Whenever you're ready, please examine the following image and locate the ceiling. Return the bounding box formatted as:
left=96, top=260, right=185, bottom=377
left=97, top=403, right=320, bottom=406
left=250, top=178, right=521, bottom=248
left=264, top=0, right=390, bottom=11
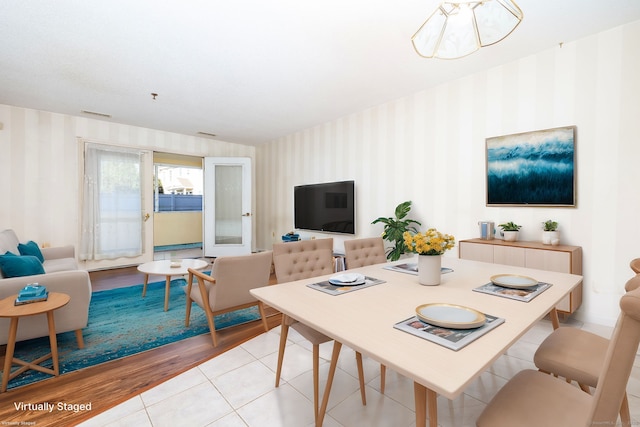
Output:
left=2, top=0, right=640, bottom=146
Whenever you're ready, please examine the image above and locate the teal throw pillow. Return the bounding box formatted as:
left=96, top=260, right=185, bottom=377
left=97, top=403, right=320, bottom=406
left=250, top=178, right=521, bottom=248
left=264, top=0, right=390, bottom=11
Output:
left=0, top=253, right=45, bottom=278
left=18, top=240, right=45, bottom=263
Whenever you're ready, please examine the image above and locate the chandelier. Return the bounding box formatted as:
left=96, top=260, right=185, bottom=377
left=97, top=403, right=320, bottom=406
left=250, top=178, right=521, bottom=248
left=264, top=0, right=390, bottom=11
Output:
left=412, top=0, right=523, bottom=59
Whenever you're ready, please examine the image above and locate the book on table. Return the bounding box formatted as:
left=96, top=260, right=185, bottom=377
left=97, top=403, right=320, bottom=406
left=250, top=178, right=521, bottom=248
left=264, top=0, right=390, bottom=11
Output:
left=15, top=283, right=49, bottom=305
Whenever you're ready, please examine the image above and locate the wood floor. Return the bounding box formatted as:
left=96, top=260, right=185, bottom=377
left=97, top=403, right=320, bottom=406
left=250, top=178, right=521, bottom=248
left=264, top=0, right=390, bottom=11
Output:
left=0, top=266, right=282, bottom=427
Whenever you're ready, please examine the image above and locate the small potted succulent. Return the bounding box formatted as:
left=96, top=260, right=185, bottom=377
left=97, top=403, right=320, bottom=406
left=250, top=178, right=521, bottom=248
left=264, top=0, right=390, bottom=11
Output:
left=542, top=220, right=559, bottom=245
left=499, top=221, right=521, bottom=242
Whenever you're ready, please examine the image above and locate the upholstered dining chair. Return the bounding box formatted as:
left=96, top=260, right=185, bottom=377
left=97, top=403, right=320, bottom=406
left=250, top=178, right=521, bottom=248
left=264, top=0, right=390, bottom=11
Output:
left=343, top=236, right=387, bottom=269
left=630, top=258, right=640, bottom=274
left=531, top=275, right=640, bottom=426
left=184, top=251, right=273, bottom=347
left=477, top=275, right=640, bottom=427
left=343, top=236, right=389, bottom=392
left=272, top=238, right=367, bottom=424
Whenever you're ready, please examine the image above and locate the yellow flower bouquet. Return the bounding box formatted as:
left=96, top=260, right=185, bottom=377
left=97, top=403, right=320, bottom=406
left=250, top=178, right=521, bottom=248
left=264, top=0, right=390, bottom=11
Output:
left=403, top=228, right=456, bottom=256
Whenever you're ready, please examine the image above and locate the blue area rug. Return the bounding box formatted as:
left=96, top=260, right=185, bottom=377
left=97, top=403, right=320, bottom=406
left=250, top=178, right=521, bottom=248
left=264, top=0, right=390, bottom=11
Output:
left=6, top=278, right=260, bottom=390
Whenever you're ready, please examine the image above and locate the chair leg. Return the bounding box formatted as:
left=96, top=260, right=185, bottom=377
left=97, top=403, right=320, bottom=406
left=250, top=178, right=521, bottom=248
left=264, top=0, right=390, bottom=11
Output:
left=185, top=298, right=192, bottom=326
left=355, top=351, right=366, bottom=405
left=75, top=329, right=85, bottom=349
left=620, top=391, right=631, bottom=426
left=380, top=364, right=386, bottom=394
left=275, top=315, right=290, bottom=387
left=202, top=306, right=218, bottom=347
left=257, top=301, right=269, bottom=332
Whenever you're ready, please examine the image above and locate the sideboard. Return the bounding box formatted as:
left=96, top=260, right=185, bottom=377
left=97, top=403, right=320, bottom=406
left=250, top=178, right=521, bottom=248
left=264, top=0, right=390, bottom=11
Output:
left=459, top=238, right=582, bottom=314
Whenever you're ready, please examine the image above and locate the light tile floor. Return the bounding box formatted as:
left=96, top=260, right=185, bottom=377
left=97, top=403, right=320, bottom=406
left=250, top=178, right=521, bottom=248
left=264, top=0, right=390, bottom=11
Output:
left=79, top=318, right=640, bottom=427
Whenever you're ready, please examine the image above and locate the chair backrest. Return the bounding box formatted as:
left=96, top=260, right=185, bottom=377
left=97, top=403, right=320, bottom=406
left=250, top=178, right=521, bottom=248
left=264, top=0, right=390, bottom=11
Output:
left=589, top=275, right=640, bottom=424
left=208, top=251, right=273, bottom=310
left=344, top=237, right=386, bottom=269
left=272, top=238, right=334, bottom=283
left=630, top=258, right=640, bottom=274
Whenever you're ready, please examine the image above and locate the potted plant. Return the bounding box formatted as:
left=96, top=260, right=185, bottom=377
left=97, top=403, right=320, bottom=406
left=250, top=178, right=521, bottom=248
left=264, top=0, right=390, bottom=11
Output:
left=372, top=201, right=421, bottom=261
left=499, top=221, right=521, bottom=242
left=403, top=228, right=456, bottom=285
left=542, top=220, right=559, bottom=245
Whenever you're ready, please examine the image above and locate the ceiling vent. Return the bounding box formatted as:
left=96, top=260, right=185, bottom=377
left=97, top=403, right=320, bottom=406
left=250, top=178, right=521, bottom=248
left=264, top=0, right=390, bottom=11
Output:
left=197, top=131, right=217, bottom=138
left=81, top=110, right=112, bottom=118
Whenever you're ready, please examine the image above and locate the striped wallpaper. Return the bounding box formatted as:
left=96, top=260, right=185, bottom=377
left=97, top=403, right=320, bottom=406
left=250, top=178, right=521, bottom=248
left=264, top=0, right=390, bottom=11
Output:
left=256, top=20, right=640, bottom=326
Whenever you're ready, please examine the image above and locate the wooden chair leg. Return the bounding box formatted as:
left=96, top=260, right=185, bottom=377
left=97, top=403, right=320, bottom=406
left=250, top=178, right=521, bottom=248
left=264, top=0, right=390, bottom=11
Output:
left=380, top=364, right=386, bottom=394
left=355, top=351, right=366, bottom=405
left=257, top=301, right=269, bottom=332
left=620, top=391, right=631, bottom=426
left=275, top=316, right=290, bottom=387
left=75, top=329, right=85, bottom=349
left=203, top=306, right=218, bottom=347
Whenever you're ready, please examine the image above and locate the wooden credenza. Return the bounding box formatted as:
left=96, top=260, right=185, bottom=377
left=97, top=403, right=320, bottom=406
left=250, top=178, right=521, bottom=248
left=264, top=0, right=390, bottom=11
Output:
left=459, top=238, right=582, bottom=314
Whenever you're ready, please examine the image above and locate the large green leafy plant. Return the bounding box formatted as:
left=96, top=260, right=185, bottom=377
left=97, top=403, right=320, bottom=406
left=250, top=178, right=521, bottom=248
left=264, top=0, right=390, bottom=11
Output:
left=372, top=201, right=422, bottom=261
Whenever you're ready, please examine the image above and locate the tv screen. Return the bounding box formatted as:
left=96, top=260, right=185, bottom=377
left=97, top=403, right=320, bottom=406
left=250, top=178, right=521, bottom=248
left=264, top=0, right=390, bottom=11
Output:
left=294, top=180, right=355, bottom=234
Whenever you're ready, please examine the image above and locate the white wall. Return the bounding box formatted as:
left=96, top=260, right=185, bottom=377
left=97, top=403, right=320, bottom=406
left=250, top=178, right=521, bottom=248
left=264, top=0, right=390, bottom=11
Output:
left=0, top=105, right=256, bottom=267
left=256, top=20, right=640, bottom=326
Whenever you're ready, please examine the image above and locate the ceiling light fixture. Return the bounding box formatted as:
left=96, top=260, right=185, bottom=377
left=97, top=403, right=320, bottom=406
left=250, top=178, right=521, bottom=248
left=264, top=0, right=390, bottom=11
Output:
left=411, top=0, right=523, bottom=59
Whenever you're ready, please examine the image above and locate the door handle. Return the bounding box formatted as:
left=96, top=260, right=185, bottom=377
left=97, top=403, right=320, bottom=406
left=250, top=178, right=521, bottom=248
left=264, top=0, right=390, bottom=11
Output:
left=242, top=213, right=251, bottom=217
left=143, top=213, right=150, bottom=222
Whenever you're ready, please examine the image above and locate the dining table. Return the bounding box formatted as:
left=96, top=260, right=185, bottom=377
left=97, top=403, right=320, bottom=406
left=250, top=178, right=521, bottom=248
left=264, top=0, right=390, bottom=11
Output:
left=250, top=256, right=583, bottom=427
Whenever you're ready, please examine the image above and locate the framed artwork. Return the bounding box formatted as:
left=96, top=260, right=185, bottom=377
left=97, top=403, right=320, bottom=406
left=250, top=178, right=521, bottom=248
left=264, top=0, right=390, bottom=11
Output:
left=486, top=126, right=576, bottom=207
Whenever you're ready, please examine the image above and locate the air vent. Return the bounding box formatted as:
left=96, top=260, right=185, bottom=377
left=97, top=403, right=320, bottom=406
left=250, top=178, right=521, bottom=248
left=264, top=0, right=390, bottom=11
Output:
left=197, top=132, right=217, bottom=138
left=81, top=110, right=112, bottom=118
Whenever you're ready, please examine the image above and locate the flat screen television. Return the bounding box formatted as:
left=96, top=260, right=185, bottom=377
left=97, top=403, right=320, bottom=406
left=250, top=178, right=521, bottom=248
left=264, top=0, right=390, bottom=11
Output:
left=294, top=180, right=355, bottom=234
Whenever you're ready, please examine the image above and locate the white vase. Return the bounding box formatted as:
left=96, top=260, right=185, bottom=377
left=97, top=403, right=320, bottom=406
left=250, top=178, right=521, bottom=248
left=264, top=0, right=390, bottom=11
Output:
left=503, top=231, right=519, bottom=242
left=542, top=230, right=559, bottom=245
left=418, top=255, right=442, bottom=286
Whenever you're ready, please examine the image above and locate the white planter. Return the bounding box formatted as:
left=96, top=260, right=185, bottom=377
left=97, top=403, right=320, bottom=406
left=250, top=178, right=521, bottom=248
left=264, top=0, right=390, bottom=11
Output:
left=418, top=255, right=442, bottom=286
left=503, top=231, right=519, bottom=242
left=542, top=230, right=560, bottom=245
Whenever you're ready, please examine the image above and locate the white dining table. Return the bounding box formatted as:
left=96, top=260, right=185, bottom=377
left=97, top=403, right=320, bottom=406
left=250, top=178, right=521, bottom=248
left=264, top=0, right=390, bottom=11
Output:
left=250, top=256, right=583, bottom=427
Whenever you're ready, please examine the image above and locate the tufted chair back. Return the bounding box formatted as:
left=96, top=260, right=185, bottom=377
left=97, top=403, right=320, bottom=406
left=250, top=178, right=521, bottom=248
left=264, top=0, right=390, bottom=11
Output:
left=272, top=238, right=334, bottom=283
left=344, top=237, right=386, bottom=269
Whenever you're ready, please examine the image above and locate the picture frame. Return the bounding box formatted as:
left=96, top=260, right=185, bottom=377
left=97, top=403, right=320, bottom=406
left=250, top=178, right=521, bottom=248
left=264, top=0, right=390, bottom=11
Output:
left=486, top=126, right=576, bottom=207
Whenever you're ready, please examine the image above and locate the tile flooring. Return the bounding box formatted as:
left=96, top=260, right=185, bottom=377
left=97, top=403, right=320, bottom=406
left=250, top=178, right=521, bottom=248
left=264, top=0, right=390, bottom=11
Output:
left=78, top=318, right=640, bottom=427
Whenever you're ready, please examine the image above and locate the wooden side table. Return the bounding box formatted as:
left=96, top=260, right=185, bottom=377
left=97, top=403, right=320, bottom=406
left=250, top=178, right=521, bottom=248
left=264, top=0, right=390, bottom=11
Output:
left=0, top=292, right=70, bottom=392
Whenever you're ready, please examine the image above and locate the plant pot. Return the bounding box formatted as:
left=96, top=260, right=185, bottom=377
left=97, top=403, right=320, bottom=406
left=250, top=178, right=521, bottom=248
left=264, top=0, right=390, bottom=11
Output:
left=542, top=231, right=560, bottom=245
left=418, top=254, right=442, bottom=286
left=503, top=231, right=519, bottom=242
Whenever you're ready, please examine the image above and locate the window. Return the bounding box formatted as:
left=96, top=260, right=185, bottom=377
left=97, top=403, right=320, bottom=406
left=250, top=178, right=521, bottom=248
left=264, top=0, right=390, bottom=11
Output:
left=153, top=153, right=203, bottom=212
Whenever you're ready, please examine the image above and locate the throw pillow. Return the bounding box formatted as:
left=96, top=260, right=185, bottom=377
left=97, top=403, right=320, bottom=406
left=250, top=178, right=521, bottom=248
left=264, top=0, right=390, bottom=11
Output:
left=18, top=240, right=45, bottom=263
left=0, top=253, right=45, bottom=278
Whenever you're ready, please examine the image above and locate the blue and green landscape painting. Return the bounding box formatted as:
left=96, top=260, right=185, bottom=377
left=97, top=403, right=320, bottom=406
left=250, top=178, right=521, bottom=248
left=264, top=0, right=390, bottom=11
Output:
left=486, top=127, right=575, bottom=205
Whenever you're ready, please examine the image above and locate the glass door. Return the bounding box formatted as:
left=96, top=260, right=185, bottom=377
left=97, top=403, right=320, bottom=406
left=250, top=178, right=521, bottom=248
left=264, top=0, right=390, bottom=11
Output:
left=203, top=157, right=252, bottom=257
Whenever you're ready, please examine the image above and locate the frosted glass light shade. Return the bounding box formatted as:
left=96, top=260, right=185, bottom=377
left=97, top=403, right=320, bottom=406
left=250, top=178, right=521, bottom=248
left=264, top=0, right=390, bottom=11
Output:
left=412, top=0, right=523, bottom=59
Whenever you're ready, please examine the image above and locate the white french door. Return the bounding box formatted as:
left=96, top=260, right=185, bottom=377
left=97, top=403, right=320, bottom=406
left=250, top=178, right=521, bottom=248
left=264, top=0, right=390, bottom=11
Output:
left=203, top=157, right=252, bottom=257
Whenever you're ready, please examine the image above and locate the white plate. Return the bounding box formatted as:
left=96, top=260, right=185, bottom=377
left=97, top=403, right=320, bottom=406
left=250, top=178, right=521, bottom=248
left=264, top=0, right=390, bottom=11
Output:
left=490, top=274, right=538, bottom=289
left=415, top=303, right=486, bottom=329
left=329, top=273, right=366, bottom=286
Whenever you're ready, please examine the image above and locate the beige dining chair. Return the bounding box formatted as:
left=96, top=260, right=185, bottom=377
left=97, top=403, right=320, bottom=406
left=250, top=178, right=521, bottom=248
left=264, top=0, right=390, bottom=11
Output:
left=531, top=274, right=640, bottom=426
left=477, top=275, right=640, bottom=427
left=343, top=236, right=387, bottom=269
left=343, top=236, right=389, bottom=392
left=630, top=258, right=640, bottom=274
left=184, top=251, right=273, bottom=347
left=272, top=238, right=367, bottom=424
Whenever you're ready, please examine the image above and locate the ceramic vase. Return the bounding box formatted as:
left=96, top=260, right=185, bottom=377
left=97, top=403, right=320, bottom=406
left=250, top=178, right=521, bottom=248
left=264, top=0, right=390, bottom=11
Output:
left=503, top=231, right=519, bottom=242
left=418, top=254, right=442, bottom=286
left=542, top=230, right=559, bottom=245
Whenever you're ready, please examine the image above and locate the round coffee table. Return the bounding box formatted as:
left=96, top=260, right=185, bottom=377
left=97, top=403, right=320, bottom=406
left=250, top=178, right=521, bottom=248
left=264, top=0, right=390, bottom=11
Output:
left=137, top=259, right=209, bottom=311
left=0, top=292, right=70, bottom=392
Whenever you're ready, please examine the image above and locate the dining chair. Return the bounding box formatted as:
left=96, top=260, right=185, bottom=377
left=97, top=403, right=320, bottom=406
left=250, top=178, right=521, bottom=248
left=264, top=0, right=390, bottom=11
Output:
left=477, top=275, right=640, bottom=427
left=343, top=236, right=389, bottom=392
left=531, top=274, right=640, bottom=426
left=630, top=258, right=640, bottom=274
left=184, top=251, right=273, bottom=347
left=272, top=238, right=367, bottom=424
